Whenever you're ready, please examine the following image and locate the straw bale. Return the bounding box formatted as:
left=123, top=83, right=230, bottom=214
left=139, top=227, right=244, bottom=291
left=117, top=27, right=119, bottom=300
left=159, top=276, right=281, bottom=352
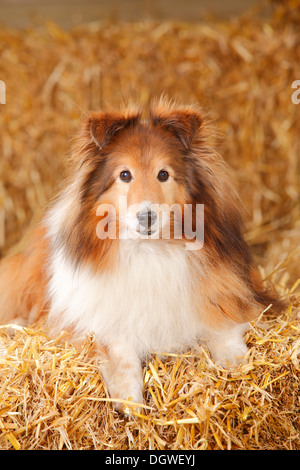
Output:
left=0, top=0, right=299, bottom=450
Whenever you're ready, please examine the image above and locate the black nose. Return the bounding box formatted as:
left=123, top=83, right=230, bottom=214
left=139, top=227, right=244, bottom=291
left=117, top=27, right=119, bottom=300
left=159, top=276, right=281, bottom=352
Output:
left=137, top=210, right=157, bottom=228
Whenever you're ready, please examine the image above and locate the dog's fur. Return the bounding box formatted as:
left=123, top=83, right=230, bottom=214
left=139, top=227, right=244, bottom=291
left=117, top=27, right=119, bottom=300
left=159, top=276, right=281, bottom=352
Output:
left=0, top=98, right=284, bottom=409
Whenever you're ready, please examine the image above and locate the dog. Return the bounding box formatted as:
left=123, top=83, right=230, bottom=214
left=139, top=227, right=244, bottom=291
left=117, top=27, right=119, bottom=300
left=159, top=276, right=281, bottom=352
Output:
left=0, top=98, right=284, bottom=410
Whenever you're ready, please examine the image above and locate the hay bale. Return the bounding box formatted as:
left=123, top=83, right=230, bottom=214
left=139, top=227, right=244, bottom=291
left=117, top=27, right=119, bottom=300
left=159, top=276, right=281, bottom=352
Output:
left=0, top=297, right=299, bottom=450
left=0, top=0, right=299, bottom=450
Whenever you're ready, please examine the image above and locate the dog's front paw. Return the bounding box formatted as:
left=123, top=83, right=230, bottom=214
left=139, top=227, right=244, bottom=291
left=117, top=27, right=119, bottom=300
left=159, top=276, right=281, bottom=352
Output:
left=209, top=342, right=248, bottom=367
left=109, top=381, right=144, bottom=414
left=204, top=324, right=249, bottom=368
left=99, top=342, right=144, bottom=414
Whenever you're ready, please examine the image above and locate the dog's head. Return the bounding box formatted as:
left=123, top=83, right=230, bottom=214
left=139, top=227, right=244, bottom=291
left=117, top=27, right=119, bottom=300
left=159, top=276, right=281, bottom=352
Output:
left=63, top=98, right=245, bottom=269
left=75, top=100, right=208, bottom=244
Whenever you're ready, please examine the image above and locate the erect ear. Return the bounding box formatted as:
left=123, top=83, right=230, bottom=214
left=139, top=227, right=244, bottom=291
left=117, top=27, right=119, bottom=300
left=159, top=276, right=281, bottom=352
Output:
left=151, top=109, right=203, bottom=148
left=85, top=111, right=140, bottom=150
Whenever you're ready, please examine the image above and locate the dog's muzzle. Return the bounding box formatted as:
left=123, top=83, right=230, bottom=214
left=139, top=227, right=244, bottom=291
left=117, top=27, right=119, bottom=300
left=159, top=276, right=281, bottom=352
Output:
left=136, top=210, right=158, bottom=234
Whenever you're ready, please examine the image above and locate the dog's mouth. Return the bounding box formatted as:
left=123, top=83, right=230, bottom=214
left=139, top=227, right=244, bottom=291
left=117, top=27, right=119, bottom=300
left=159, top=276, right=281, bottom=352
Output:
left=136, top=227, right=155, bottom=236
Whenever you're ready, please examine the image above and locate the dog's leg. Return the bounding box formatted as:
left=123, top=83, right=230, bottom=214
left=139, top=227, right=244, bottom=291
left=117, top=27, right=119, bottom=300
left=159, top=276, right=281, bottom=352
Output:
left=99, top=341, right=143, bottom=412
left=203, top=323, right=250, bottom=367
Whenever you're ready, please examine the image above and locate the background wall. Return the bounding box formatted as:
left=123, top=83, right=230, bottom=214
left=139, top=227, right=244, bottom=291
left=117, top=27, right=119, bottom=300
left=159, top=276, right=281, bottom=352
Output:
left=1, top=0, right=262, bottom=28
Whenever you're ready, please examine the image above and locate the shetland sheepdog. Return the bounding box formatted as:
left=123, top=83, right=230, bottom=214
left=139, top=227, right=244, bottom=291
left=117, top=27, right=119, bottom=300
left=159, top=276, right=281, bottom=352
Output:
left=0, top=98, right=284, bottom=410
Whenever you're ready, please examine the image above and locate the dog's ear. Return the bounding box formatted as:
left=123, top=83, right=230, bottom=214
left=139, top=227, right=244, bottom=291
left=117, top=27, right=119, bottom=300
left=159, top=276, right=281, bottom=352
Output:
left=85, top=111, right=140, bottom=150
left=151, top=109, right=203, bottom=149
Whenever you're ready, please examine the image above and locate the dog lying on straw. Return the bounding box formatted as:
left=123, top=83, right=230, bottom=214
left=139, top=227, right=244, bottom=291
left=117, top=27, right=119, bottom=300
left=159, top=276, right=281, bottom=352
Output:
left=0, top=98, right=284, bottom=411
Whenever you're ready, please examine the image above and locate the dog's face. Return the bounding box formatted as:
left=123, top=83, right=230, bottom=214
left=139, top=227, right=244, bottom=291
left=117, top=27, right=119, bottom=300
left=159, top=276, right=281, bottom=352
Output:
left=79, top=108, right=202, bottom=241
left=96, top=125, right=187, bottom=239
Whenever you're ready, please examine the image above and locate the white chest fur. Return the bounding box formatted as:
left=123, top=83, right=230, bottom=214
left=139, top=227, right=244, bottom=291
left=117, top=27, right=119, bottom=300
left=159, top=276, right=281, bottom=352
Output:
left=47, top=240, right=203, bottom=357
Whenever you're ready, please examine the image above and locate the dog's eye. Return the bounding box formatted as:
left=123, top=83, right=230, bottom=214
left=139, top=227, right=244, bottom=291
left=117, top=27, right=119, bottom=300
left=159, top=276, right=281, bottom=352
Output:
left=120, top=170, right=132, bottom=182
left=157, top=170, right=169, bottom=182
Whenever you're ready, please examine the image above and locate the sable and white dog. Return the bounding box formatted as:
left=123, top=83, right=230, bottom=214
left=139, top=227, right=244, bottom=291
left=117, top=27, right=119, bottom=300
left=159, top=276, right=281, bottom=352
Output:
left=0, top=99, right=283, bottom=410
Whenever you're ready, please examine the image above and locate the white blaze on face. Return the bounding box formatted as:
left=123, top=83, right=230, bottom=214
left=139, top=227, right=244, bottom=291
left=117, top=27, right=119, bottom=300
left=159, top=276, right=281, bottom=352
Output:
left=120, top=199, right=159, bottom=239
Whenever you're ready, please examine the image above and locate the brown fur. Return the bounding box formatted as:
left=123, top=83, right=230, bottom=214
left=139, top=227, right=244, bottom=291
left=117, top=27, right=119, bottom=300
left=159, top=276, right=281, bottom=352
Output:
left=0, top=224, right=49, bottom=324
